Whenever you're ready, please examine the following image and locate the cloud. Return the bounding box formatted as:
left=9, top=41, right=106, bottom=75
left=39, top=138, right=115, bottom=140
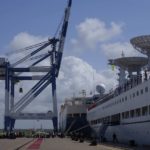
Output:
left=58, top=56, right=117, bottom=99
left=10, top=32, right=48, bottom=50
left=71, top=18, right=123, bottom=51
left=101, top=42, right=145, bottom=59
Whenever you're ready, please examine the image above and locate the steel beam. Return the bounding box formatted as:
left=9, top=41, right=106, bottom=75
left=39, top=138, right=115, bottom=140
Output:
left=10, top=112, right=53, bottom=120
left=11, top=41, right=51, bottom=67
left=14, top=75, right=49, bottom=80
left=10, top=66, right=51, bottom=72
left=10, top=76, right=15, bottom=112
left=15, top=77, right=52, bottom=113
left=12, top=70, right=52, bottom=112
left=31, top=52, right=52, bottom=66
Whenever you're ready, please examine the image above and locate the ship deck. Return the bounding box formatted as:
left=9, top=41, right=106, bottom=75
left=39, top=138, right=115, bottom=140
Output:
left=0, top=137, right=150, bottom=150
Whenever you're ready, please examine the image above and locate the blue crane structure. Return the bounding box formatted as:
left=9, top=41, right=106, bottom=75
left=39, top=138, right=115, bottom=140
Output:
left=0, top=0, right=72, bottom=133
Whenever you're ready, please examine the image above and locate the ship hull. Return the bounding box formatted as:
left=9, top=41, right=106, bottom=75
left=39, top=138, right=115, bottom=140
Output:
left=92, top=121, right=150, bottom=145
left=65, top=116, right=91, bottom=136
left=87, top=79, right=150, bottom=145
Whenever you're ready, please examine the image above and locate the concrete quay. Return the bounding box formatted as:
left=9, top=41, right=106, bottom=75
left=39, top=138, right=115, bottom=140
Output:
left=0, top=137, right=150, bottom=150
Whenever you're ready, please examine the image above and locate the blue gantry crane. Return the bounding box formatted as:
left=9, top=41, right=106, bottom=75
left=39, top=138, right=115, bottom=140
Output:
left=0, top=0, right=72, bottom=132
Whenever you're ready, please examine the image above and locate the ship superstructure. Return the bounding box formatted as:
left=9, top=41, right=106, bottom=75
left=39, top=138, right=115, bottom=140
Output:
left=59, top=96, right=93, bottom=135
left=87, top=35, right=150, bottom=145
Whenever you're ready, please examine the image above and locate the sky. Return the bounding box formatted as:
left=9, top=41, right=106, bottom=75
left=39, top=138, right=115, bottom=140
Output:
left=0, top=0, right=150, bottom=129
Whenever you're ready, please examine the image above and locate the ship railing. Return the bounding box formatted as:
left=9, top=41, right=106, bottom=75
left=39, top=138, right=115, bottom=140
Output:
left=88, top=71, right=150, bottom=111
left=114, top=71, right=150, bottom=97
left=88, top=91, right=114, bottom=110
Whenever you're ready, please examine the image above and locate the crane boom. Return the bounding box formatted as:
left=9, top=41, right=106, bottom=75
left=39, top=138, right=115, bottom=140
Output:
left=56, top=0, right=72, bottom=77
left=11, top=41, right=50, bottom=67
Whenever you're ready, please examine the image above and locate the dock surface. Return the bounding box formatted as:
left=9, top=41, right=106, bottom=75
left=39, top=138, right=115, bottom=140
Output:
left=0, top=137, right=149, bottom=150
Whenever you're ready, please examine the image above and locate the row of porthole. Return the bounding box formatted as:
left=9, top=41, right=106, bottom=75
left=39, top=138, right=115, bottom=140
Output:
left=91, top=105, right=149, bottom=125
left=102, top=86, right=149, bottom=110
left=122, top=105, right=150, bottom=119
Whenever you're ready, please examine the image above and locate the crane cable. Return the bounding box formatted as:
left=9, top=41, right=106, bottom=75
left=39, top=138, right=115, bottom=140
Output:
left=6, top=41, right=48, bottom=56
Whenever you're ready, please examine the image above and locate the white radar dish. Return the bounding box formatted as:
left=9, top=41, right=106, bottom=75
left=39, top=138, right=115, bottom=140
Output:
left=96, top=84, right=105, bottom=94
left=130, top=35, right=150, bottom=55
left=115, top=57, right=148, bottom=68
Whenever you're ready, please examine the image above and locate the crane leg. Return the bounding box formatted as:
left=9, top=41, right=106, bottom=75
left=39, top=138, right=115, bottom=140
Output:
left=10, top=118, right=15, bottom=131
left=52, top=74, right=58, bottom=132
left=4, top=116, right=10, bottom=132
left=4, top=62, right=10, bottom=132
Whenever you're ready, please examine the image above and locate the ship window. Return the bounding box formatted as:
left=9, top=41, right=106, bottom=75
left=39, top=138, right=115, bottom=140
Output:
left=93, top=120, right=95, bottom=125
left=67, top=114, right=72, bottom=117
left=106, top=116, right=110, bottom=123
left=145, top=87, right=148, bottom=92
left=99, top=118, right=102, bottom=123
left=95, top=120, right=98, bottom=124
left=135, top=108, right=141, bottom=117
left=100, top=118, right=102, bottom=123
left=142, top=106, right=148, bottom=116
left=122, top=112, right=125, bottom=119
left=92, top=120, right=94, bottom=124
left=93, top=120, right=95, bottom=124
left=122, top=98, right=124, bottom=102
left=133, top=93, right=135, bottom=98
left=130, top=110, right=135, bottom=118
left=92, top=121, right=94, bottom=125
left=149, top=105, right=150, bottom=114
left=74, top=113, right=79, bottom=117
left=136, top=91, right=139, bottom=96
left=124, top=111, right=129, bottom=119
left=111, top=113, right=120, bottom=123
left=141, top=89, right=143, bottom=94
left=125, top=96, right=127, bottom=101
left=99, top=118, right=101, bottom=123
left=81, top=113, right=86, bottom=117
left=103, top=117, right=106, bottom=123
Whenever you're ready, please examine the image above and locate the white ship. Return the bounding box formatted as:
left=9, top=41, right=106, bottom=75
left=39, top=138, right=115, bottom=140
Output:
left=87, top=35, right=150, bottom=145
left=59, top=96, right=92, bottom=135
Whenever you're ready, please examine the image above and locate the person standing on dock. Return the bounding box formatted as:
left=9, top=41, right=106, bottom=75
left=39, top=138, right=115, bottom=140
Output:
left=112, top=133, right=118, bottom=143
left=144, top=69, right=148, bottom=81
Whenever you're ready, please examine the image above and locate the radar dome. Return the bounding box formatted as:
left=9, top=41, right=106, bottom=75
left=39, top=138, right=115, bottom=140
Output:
left=96, top=84, right=105, bottom=94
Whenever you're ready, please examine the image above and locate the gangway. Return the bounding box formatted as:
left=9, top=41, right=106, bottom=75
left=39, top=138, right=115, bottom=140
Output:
left=0, top=0, right=72, bottom=133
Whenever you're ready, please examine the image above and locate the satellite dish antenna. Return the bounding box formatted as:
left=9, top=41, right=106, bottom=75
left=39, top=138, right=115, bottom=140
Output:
left=96, top=84, right=105, bottom=95
left=130, top=35, right=150, bottom=70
